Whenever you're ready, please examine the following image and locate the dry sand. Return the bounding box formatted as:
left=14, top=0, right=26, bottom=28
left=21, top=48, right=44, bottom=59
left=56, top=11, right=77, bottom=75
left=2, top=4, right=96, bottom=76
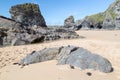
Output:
left=0, top=30, right=120, bottom=80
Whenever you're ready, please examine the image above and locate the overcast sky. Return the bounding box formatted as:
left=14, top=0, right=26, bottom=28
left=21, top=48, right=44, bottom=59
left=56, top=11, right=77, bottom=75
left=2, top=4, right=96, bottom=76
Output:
left=0, top=0, right=114, bottom=25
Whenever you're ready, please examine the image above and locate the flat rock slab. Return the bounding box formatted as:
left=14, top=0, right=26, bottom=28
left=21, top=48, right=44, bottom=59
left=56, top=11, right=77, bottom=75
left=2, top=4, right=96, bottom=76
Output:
left=19, top=46, right=113, bottom=73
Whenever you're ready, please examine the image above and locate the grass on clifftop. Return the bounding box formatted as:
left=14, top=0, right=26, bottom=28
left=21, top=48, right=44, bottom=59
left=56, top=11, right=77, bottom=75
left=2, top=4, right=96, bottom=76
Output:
left=85, top=13, right=105, bottom=24
left=11, top=3, right=40, bottom=13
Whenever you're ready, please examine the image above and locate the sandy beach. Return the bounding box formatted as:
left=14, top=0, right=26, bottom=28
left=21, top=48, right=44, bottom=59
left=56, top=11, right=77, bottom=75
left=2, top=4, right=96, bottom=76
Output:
left=0, top=30, right=120, bottom=80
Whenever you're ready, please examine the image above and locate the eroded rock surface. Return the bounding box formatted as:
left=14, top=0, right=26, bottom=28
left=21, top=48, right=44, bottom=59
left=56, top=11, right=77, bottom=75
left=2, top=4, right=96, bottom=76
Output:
left=19, top=46, right=113, bottom=73
left=9, top=3, right=47, bottom=27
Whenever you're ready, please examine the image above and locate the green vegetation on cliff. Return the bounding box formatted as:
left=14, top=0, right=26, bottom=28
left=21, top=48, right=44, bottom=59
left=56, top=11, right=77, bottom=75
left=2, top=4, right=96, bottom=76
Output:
left=85, top=13, right=105, bottom=24
left=11, top=3, right=40, bottom=14
left=85, top=0, right=119, bottom=25
left=108, top=11, right=118, bottom=19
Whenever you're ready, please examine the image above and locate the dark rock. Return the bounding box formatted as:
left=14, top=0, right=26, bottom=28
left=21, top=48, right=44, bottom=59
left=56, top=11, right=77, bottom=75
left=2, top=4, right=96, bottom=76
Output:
left=96, top=23, right=103, bottom=29
left=65, top=47, right=113, bottom=73
left=19, top=46, right=113, bottom=73
left=9, top=3, right=47, bottom=27
left=70, top=65, right=75, bottom=69
left=76, top=25, right=82, bottom=30
left=86, top=72, right=92, bottom=76
left=0, top=29, right=7, bottom=46
left=0, top=37, right=3, bottom=46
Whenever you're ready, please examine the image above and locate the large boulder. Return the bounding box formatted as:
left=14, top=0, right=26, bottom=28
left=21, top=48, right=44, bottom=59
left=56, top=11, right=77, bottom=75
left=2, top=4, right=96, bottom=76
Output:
left=63, top=47, right=113, bottom=73
left=9, top=3, right=47, bottom=27
left=19, top=46, right=113, bottom=73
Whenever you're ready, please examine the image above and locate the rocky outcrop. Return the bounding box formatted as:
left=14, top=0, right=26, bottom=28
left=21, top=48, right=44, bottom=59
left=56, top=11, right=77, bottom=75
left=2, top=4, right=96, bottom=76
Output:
left=0, top=16, right=25, bottom=46
left=9, top=3, right=47, bottom=27
left=0, top=16, right=23, bottom=30
left=10, top=27, right=79, bottom=46
left=103, top=12, right=115, bottom=29
left=115, top=15, right=120, bottom=29
left=76, top=0, right=120, bottom=30
left=0, top=2, right=80, bottom=47
left=64, top=15, right=75, bottom=28
left=18, top=46, right=113, bottom=73
left=0, top=16, right=79, bottom=46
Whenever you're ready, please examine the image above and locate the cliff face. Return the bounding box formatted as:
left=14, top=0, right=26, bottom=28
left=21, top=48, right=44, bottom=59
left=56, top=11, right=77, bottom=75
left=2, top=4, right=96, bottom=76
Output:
left=9, top=3, right=47, bottom=27
left=83, top=0, right=120, bottom=29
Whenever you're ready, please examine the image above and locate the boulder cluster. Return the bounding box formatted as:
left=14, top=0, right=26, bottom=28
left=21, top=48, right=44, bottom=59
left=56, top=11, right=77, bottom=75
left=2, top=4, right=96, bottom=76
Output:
left=0, top=3, right=79, bottom=47
left=19, top=46, right=113, bottom=73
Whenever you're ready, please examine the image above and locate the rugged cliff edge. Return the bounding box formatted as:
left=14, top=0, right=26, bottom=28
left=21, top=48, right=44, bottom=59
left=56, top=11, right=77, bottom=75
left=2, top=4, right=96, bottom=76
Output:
left=84, top=0, right=120, bottom=29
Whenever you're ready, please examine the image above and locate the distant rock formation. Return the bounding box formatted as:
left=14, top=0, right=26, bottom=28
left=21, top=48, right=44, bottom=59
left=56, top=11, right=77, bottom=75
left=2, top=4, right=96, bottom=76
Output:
left=75, top=0, right=120, bottom=30
left=64, top=15, right=75, bottom=28
left=9, top=3, right=47, bottom=27
left=19, top=46, right=113, bottom=73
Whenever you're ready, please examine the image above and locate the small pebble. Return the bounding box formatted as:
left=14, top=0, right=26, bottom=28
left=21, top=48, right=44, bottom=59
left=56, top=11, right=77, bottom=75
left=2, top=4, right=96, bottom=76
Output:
left=86, top=72, right=92, bottom=76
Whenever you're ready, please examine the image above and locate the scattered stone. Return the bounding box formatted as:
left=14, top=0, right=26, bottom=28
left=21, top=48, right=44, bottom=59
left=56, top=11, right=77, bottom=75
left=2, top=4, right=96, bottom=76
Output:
left=86, top=72, right=92, bottom=76
left=70, top=65, right=75, bottom=69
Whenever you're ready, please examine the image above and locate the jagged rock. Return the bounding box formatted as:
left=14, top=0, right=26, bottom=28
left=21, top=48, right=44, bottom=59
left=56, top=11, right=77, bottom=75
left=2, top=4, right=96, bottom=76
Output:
left=0, top=3, right=80, bottom=47
left=64, top=15, right=75, bottom=28
left=9, top=3, right=47, bottom=27
left=0, top=16, right=23, bottom=30
left=11, top=38, right=27, bottom=46
left=19, top=46, right=113, bottom=73
left=57, top=46, right=78, bottom=64
left=115, top=15, right=120, bottom=29
left=103, top=12, right=115, bottom=29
